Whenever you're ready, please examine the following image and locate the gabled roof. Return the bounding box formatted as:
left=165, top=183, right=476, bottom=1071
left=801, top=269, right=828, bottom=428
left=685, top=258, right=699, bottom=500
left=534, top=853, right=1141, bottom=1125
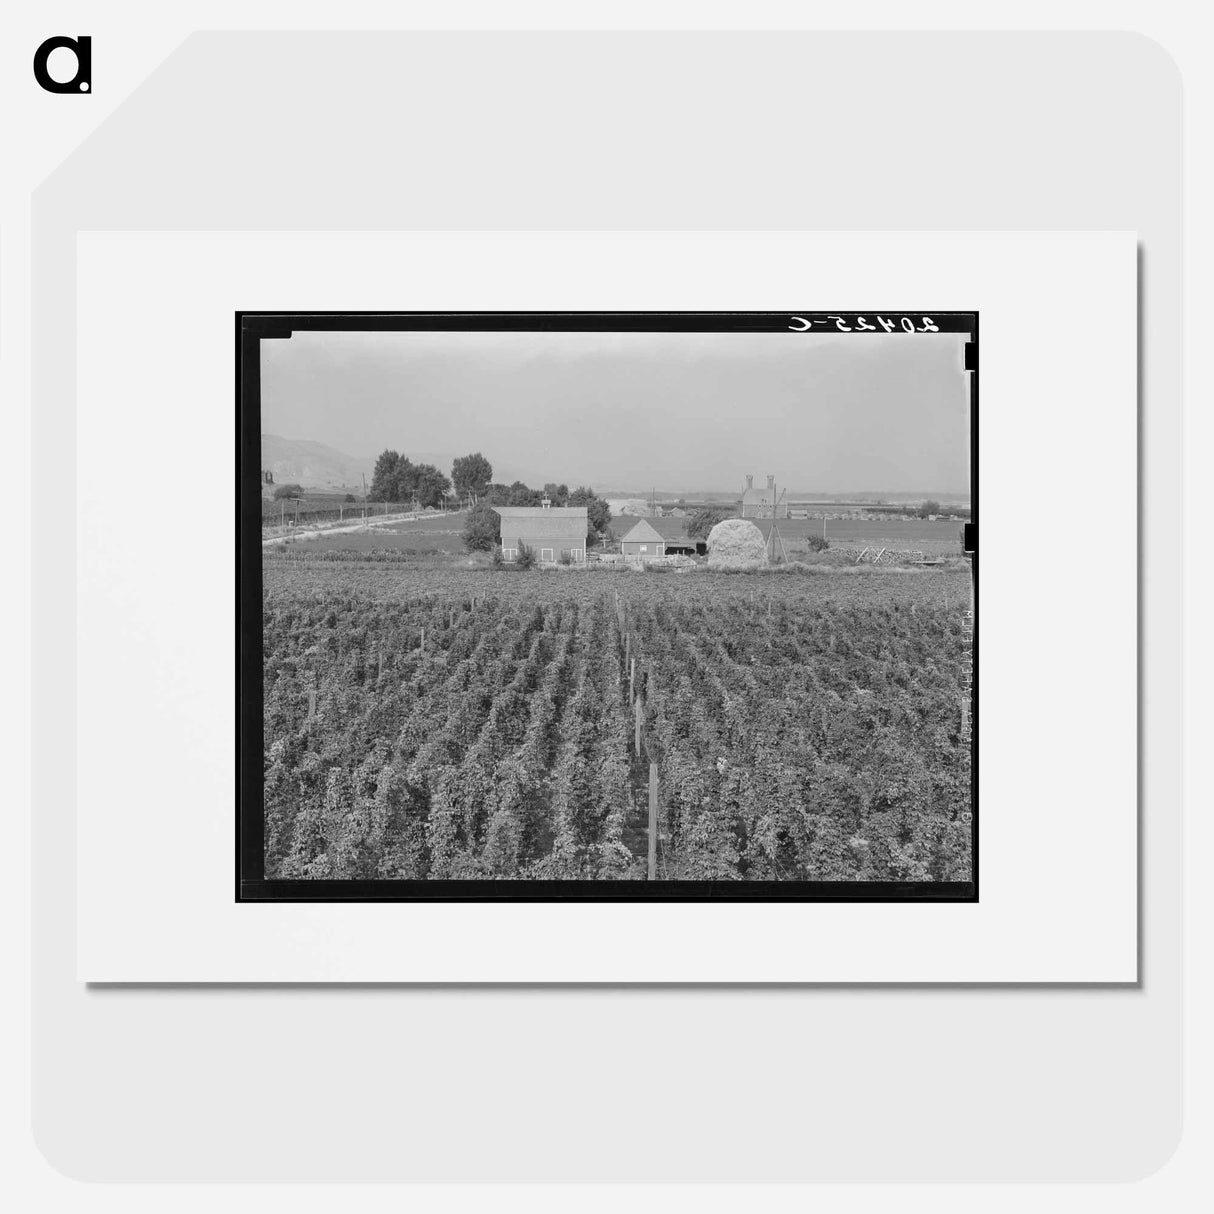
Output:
left=492, top=507, right=588, bottom=519
left=742, top=487, right=778, bottom=505
left=619, top=519, right=667, bottom=544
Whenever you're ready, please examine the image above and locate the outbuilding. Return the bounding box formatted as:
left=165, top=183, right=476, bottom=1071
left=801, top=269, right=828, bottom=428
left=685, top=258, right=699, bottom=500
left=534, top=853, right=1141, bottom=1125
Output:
left=619, top=518, right=668, bottom=557
left=493, top=500, right=588, bottom=562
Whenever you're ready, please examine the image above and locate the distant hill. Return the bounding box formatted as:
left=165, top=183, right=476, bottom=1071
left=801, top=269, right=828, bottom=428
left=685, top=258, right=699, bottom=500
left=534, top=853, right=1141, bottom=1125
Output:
left=260, top=435, right=374, bottom=491
left=260, top=435, right=461, bottom=492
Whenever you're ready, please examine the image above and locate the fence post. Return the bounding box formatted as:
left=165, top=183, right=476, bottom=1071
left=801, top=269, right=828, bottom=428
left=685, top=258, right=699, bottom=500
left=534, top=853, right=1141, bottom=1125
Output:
left=635, top=693, right=642, bottom=756
left=419, top=627, right=425, bottom=651
left=630, top=656, right=636, bottom=703
left=308, top=671, right=317, bottom=721
left=648, top=763, right=658, bottom=880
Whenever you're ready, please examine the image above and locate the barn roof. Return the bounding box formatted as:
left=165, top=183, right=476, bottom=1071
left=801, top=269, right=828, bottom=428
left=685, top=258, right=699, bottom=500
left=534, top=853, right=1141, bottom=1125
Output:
left=627, top=515, right=696, bottom=541
left=619, top=519, right=666, bottom=544
left=493, top=507, right=588, bottom=519
left=494, top=505, right=588, bottom=544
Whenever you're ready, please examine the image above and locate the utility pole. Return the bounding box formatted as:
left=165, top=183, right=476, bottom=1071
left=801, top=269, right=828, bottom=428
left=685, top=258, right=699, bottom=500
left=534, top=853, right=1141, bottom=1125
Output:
left=648, top=763, right=658, bottom=879
left=361, top=473, right=368, bottom=524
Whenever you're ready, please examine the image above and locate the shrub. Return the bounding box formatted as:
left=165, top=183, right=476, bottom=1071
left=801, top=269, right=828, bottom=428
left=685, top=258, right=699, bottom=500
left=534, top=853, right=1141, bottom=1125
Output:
left=462, top=501, right=500, bottom=552
left=516, top=542, right=537, bottom=570
left=805, top=533, right=830, bottom=553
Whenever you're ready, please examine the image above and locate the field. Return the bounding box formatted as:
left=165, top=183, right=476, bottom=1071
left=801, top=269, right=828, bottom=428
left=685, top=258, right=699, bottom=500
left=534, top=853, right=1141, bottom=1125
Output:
left=263, top=560, right=973, bottom=882
left=272, top=513, right=470, bottom=554
left=268, top=511, right=964, bottom=559
left=753, top=516, right=965, bottom=556
left=262, top=497, right=445, bottom=528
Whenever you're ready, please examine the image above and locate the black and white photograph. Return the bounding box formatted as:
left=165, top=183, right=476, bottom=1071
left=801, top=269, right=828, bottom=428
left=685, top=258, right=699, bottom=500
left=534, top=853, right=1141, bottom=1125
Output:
left=240, top=312, right=976, bottom=899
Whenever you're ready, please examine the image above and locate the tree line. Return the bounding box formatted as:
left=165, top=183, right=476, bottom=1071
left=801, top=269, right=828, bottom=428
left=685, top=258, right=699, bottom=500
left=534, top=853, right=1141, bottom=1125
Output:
left=365, top=446, right=613, bottom=551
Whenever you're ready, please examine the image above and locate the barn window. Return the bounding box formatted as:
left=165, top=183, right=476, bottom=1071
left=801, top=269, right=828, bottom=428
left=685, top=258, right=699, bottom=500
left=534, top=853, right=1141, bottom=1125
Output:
left=640, top=544, right=648, bottom=552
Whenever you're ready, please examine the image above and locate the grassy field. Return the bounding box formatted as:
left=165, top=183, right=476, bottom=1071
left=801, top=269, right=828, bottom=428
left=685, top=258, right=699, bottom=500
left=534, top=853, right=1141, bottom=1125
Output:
left=272, top=512, right=470, bottom=553
left=755, top=516, right=965, bottom=555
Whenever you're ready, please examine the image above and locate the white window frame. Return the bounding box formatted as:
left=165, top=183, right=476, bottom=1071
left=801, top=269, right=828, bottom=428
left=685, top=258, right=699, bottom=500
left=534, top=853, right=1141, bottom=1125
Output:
left=502, top=547, right=518, bottom=559
left=541, top=548, right=554, bottom=562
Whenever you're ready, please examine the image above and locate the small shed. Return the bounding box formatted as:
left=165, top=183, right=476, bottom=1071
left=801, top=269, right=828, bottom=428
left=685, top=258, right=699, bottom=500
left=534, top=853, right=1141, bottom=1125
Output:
left=619, top=518, right=668, bottom=557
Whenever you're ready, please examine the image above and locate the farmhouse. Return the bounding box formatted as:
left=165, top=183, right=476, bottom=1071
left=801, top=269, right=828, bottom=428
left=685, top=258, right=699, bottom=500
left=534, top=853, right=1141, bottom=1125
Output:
left=740, top=474, right=790, bottom=519
left=494, top=500, right=588, bottom=562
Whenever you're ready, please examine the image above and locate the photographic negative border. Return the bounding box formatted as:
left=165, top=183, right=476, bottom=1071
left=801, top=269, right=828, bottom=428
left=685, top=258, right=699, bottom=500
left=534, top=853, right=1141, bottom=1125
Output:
left=238, top=311, right=977, bottom=902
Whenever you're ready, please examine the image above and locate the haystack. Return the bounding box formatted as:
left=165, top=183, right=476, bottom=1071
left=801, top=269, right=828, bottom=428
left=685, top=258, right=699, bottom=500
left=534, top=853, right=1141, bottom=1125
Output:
left=706, top=518, right=767, bottom=568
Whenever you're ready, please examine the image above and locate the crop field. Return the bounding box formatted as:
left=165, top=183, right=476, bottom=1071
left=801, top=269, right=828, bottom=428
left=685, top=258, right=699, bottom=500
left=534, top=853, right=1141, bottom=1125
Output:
left=274, top=514, right=469, bottom=554
left=263, top=560, right=973, bottom=882
left=756, top=516, right=966, bottom=555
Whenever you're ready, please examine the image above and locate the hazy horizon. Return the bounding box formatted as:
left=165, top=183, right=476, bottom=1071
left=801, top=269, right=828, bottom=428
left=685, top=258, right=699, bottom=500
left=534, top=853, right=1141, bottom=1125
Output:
left=261, top=329, right=971, bottom=496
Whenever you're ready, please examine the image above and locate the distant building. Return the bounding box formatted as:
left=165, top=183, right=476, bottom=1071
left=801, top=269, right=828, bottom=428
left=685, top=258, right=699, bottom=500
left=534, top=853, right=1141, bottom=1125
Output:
left=619, top=518, right=667, bottom=557
left=494, top=500, right=588, bottom=562
left=740, top=474, right=789, bottom=519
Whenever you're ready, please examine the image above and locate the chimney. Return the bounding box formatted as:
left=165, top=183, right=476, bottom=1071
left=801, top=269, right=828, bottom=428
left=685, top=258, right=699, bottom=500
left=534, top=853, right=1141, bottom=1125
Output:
left=767, top=475, right=775, bottom=490
left=541, top=496, right=551, bottom=510
left=746, top=475, right=753, bottom=490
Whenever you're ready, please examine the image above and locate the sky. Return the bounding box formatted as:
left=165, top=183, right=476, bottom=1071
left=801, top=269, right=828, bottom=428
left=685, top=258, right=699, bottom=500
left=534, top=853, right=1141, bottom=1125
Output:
left=261, top=328, right=970, bottom=496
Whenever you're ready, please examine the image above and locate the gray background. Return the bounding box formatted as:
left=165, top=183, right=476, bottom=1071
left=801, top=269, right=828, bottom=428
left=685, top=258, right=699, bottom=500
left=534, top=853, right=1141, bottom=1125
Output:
left=32, top=31, right=1180, bottom=1181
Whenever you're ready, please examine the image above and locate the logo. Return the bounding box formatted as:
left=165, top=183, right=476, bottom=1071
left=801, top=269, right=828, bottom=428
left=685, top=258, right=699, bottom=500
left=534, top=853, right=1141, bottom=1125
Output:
left=33, top=35, right=91, bottom=93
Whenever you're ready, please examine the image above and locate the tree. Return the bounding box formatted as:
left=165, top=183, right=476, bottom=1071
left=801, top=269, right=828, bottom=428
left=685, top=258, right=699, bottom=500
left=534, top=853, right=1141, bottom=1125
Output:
left=687, top=506, right=735, bottom=539
left=369, top=450, right=402, bottom=501
left=542, top=482, right=570, bottom=505
left=462, top=502, right=501, bottom=552
left=917, top=499, right=942, bottom=519
left=273, top=483, right=303, bottom=500
left=568, top=486, right=612, bottom=546
left=507, top=481, right=542, bottom=507
left=412, top=462, right=452, bottom=509
left=452, top=453, right=493, bottom=504
left=343, top=493, right=356, bottom=503
left=368, top=450, right=450, bottom=505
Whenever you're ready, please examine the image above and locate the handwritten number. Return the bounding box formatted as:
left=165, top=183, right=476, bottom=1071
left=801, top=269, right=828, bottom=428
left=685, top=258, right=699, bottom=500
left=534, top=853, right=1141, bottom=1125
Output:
left=791, top=314, right=940, bottom=333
